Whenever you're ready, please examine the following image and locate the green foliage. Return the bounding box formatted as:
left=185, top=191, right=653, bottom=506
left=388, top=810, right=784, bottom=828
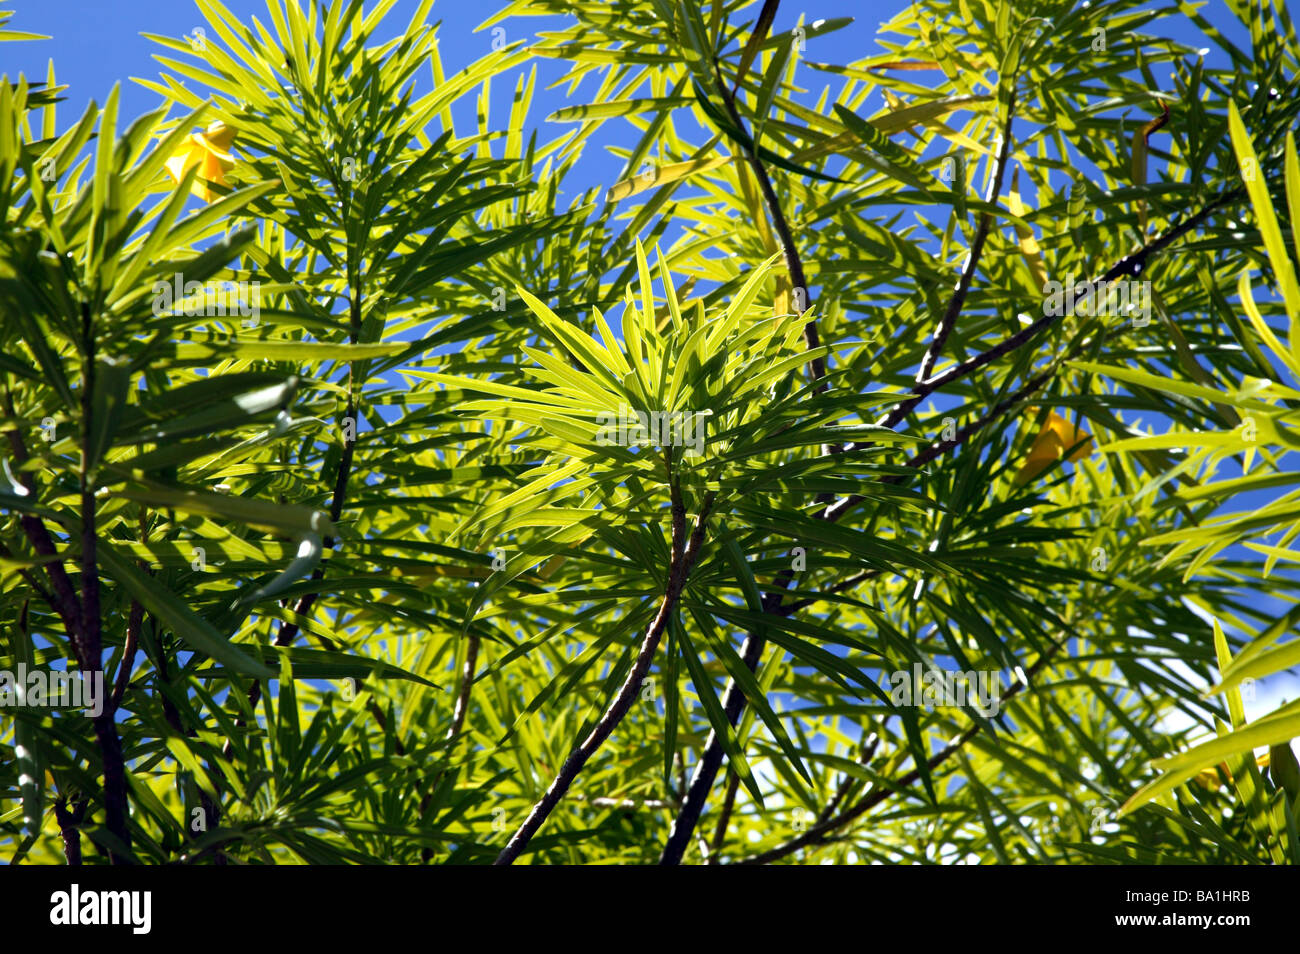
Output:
left=1, top=0, right=1298, bottom=865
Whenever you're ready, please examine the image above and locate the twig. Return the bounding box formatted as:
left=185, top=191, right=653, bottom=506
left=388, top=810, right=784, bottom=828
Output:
left=707, top=770, right=741, bottom=864
left=494, top=489, right=716, bottom=864
left=784, top=568, right=877, bottom=614
left=6, top=380, right=131, bottom=863
left=268, top=391, right=357, bottom=652
left=110, top=600, right=143, bottom=713
left=912, top=91, right=1017, bottom=389
left=448, top=634, right=480, bottom=743
left=818, top=733, right=879, bottom=826
left=879, top=185, right=1243, bottom=434
left=659, top=186, right=1244, bottom=863
left=110, top=515, right=148, bottom=713
left=418, top=630, right=480, bottom=861
left=225, top=309, right=362, bottom=760
left=713, top=56, right=826, bottom=387
left=736, top=633, right=1068, bottom=864
left=659, top=26, right=836, bottom=867
left=79, top=303, right=131, bottom=864
left=661, top=597, right=771, bottom=863
left=53, top=797, right=87, bottom=866
left=3, top=389, right=84, bottom=644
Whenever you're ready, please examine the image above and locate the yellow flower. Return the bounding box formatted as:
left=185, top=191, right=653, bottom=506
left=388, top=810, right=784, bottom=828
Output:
left=164, top=121, right=236, bottom=202
left=1193, top=750, right=1271, bottom=792
left=1013, top=410, right=1093, bottom=484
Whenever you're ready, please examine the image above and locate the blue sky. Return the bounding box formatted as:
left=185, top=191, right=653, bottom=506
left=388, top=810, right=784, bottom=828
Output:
left=2, top=0, right=881, bottom=198
left=0, top=0, right=1246, bottom=188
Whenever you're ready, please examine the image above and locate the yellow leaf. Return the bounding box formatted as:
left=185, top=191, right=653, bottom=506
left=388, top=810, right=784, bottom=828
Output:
left=1006, top=167, right=1048, bottom=292
left=605, top=155, right=732, bottom=203
left=792, top=95, right=994, bottom=163
left=735, top=161, right=787, bottom=317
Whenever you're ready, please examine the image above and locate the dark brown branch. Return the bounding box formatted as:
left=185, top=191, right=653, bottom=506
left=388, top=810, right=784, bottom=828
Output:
left=417, top=630, right=481, bottom=861
left=661, top=371, right=1047, bottom=864
left=110, top=516, right=148, bottom=713
left=736, top=634, right=1068, bottom=864
left=448, top=634, right=480, bottom=742
left=657, top=31, right=835, bottom=866
left=880, top=185, right=1243, bottom=433
left=0, top=543, right=57, bottom=615
left=77, top=304, right=130, bottom=864
left=110, top=600, right=143, bottom=713
left=2, top=395, right=128, bottom=857
left=4, top=390, right=83, bottom=645
left=152, top=629, right=186, bottom=737
left=227, top=309, right=363, bottom=760
left=660, top=591, right=773, bottom=863
left=818, top=733, right=879, bottom=826
left=707, top=770, right=741, bottom=864
left=53, top=797, right=87, bottom=866
left=713, top=55, right=826, bottom=387
left=659, top=186, right=1244, bottom=863
left=270, top=291, right=365, bottom=653
left=270, top=390, right=356, bottom=651
left=784, top=568, right=876, bottom=614
left=912, top=91, right=1017, bottom=389
left=494, top=489, right=716, bottom=865
left=730, top=0, right=779, bottom=99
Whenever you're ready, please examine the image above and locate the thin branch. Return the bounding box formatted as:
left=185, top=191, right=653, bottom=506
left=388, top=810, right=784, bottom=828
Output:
left=730, top=0, right=779, bottom=99
left=226, top=309, right=364, bottom=759
left=784, top=568, right=876, bottom=614
left=658, top=34, right=836, bottom=866
left=3, top=395, right=131, bottom=858
left=270, top=391, right=356, bottom=651
left=660, top=594, right=772, bottom=863
left=818, top=733, right=879, bottom=826
left=110, top=600, right=143, bottom=713
left=79, top=302, right=130, bottom=864
left=912, top=91, right=1017, bottom=388
left=494, top=489, right=716, bottom=865
left=447, top=634, right=480, bottom=744
left=707, top=770, right=741, bottom=864
left=661, top=373, right=1052, bottom=862
left=713, top=55, right=826, bottom=387
left=659, top=186, right=1244, bottom=863
left=53, top=797, right=87, bottom=866
left=736, top=633, right=1069, bottom=864
left=417, top=630, right=481, bottom=861
left=879, top=185, right=1243, bottom=433
left=110, top=515, right=148, bottom=713
left=271, top=291, right=365, bottom=652
left=152, top=631, right=186, bottom=737
left=0, top=542, right=58, bottom=615
left=4, top=389, right=83, bottom=644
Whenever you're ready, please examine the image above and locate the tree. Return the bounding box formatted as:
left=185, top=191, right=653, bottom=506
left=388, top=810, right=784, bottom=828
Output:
left=1, top=0, right=1297, bottom=866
